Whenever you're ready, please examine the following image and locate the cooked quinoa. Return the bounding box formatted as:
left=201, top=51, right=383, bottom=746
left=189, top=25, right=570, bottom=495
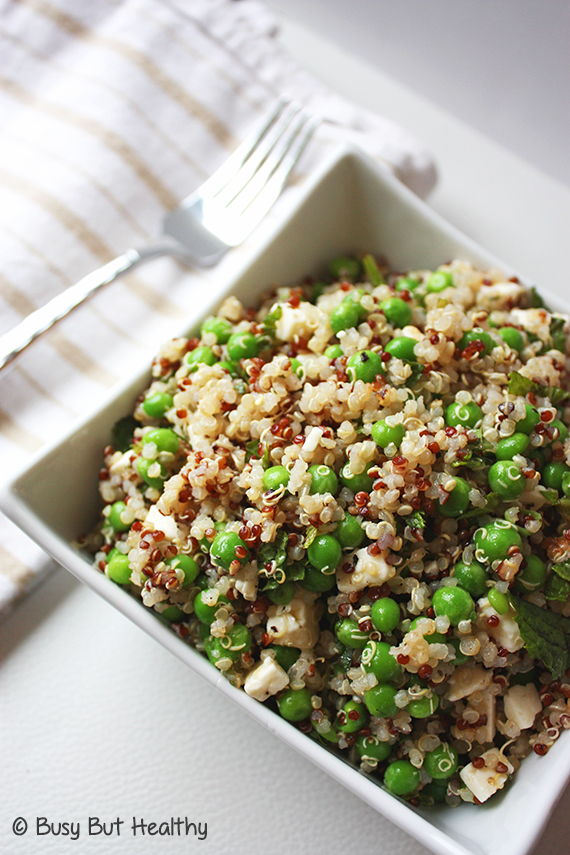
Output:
left=86, top=253, right=570, bottom=807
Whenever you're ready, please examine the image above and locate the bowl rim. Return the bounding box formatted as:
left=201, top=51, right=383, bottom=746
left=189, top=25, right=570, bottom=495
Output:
left=1, top=143, right=569, bottom=855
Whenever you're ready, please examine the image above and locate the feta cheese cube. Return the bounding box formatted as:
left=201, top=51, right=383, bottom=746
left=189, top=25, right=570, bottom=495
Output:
left=503, top=683, right=542, bottom=730
left=460, top=748, right=514, bottom=803
left=244, top=657, right=289, bottom=702
left=337, top=547, right=395, bottom=593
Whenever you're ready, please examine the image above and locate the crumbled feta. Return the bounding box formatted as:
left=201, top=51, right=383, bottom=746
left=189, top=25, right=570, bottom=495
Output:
left=475, top=598, right=524, bottom=653
left=244, top=657, right=289, bottom=702
left=144, top=504, right=179, bottom=541
left=475, top=282, right=526, bottom=311
left=503, top=683, right=542, bottom=730
left=266, top=589, right=320, bottom=649
left=337, top=547, right=395, bottom=593
left=446, top=664, right=492, bottom=702
left=460, top=748, right=514, bottom=803
left=274, top=303, right=321, bottom=342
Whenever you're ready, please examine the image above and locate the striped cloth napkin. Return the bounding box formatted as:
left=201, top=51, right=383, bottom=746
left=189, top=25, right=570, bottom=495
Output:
left=0, top=0, right=436, bottom=617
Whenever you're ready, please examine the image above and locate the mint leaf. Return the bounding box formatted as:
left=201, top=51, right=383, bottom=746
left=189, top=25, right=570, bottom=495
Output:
left=303, top=525, right=318, bottom=549
left=362, top=254, right=385, bottom=287
left=508, top=371, right=533, bottom=397
left=262, top=304, right=283, bottom=337
left=257, top=529, right=289, bottom=588
left=550, top=316, right=567, bottom=352
left=545, top=574, right=570, bottom=602
left=405, top=362, right=426, bottom=388
left=552, top=562, right=570, bottom=582
left=509, top=594, right=570, bottom=678
left=245, top=439, right=262, bottom=462
left=507, top=370, right=570, bottom=405
left=112, top=415, right=138, bottom=452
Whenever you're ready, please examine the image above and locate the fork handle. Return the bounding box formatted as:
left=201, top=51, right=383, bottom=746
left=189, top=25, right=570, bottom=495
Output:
left=0, top=246, right=170, bottom=372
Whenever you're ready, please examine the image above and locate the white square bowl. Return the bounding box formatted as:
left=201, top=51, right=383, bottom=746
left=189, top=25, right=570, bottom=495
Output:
left=1, top=145, right=569, bottom=855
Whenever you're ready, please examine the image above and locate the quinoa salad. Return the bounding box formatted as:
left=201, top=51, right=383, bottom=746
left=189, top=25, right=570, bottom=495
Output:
left=85, top=253, right=570, bottom=808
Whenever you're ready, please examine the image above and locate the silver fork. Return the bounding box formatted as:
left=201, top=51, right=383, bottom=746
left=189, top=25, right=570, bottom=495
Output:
left=0, top=97, right=319, bottom=372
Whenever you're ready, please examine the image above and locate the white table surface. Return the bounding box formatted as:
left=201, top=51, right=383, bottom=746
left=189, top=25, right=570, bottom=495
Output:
left=2, top=8, right=570, bottom=855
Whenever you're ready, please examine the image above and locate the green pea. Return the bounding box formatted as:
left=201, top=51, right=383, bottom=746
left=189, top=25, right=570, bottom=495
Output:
left=432, top=586, right=475, bottom=625
left=271, top=645, right=300, bottom=672
left=473, top=520, right=522, bottom=563
left=308, top=464, right=339, bottom=495
left=108, top=500, right=131, bottom=532
left=407, top=691, right=439, bottom=718
left=395, top=276, right=420, bottom=293
left=142, top=392, right=173, bottom=418
left=142, top=428, right=180, bottom=454
left=343, top=292, right=368, bottom=322
left=380, top=297, right=413, bottom=328
left=361, top=640, right=401, bottom=682
left=421, top=780, right=449, bottom=804
left=551, top=419, right=569, bottom=443
left=514, top=554, right=547, bottom=593
left=159, top=604, right=185, bottom=622
left=210, top=531, right=249, bottom=570
left=339, top=462, right=374, bottom=493
left=371, top=419, right=405, bottom=448
left=328, top=255, right=361, bottom=282
left=205, top=624, right=252, bottom=665
left=135, top=457, right=168, bottom=490
left=201, top=316, right=233, bottom=344
left=301, top=564, right=337, bottom=593
left=488, top=460, right=526, bottom=499
left=498, top=326, right=525, bottom=353
left=425, top=270, right=454, bottom=293
left=384, top=760, right=421, bottom=796
left=330, top=301, right=360, bottom=334
left=106, top=552, right=131, bottom=585
left=562, top=471, right=570, bottom=498
left=308, top=534, right=342, bottom=573
left=496, top=433, right=530, bottom=460
left=384, top=336, right=418, bottom=361
left=227, top=331, right=259, bottom=360
left=445, top=400, right=483, bottom=429
left=488, top=587, right=509, bottom=615
left=437, top=476, right=471, bottom=517
left=355, top=735, right=392, bottom=762
left=516, top=404, right=540, bottom=435
left=335, top=618, right=370, bottom=649
left=277, top=687, right=313, bottom=722
left=452, top=559, right=488, bottom=598
left=337, top=699, right=369, bottom=734
left=184, top=345, right=217, bottom=371
left=542, top=461, right=570, bottom=490
left=336, top=514, right=366, bottom=549
left=423, top=743, right=459, bottom=779
left=193, top=589, right=230, bottom=625
left=370, top=598, right=401, bottom=633
left=325, top=344, right=343, bottom=359
left=266, top=580, right=296, bottom=603
left=263, top=465, right=290, bottom=492
left=346, top=350, right=385, bottom=383
left=364, top=683, right=399, bottom=718
left=457, top=329, right=496, bottom=356
left=166, top=554, right=199, bottom=586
